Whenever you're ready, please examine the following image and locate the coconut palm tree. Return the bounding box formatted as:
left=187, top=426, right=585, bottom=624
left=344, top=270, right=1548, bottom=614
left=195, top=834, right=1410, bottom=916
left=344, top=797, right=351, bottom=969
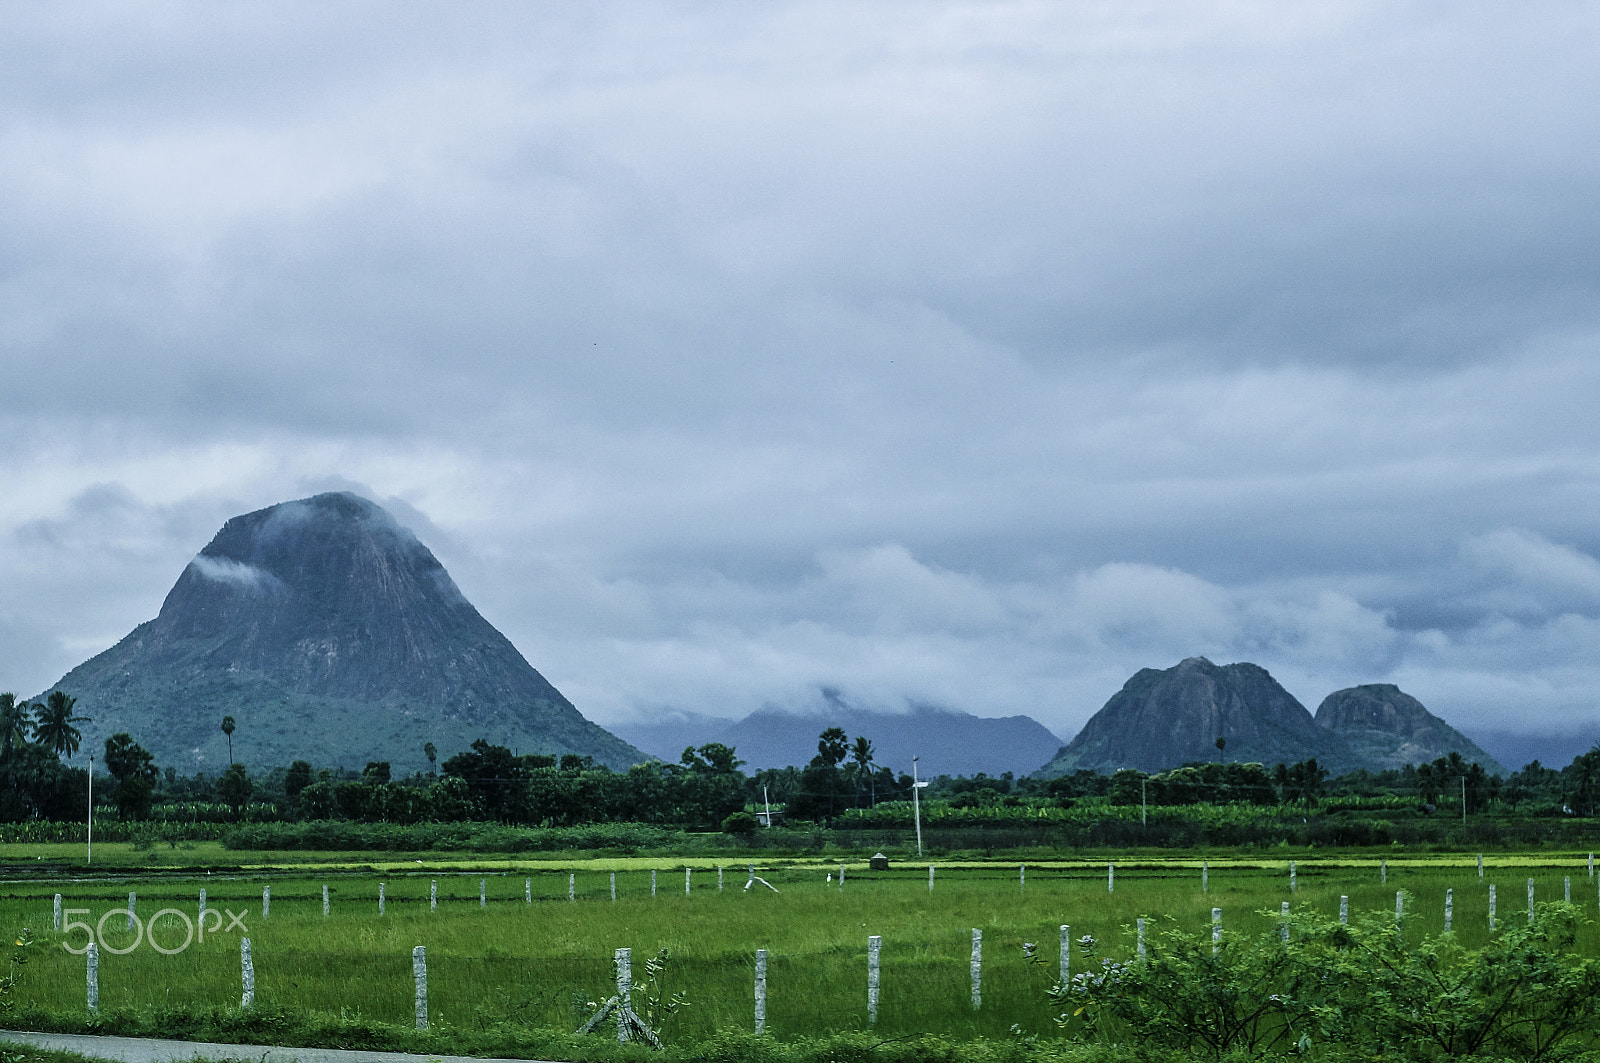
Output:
left=0, top=693, right=31, bottom=762
left=32, top=691, right=90, bottom=759
left=850, top=736, right=876, bottom=807
left=221, top=715, right=236, bottom=765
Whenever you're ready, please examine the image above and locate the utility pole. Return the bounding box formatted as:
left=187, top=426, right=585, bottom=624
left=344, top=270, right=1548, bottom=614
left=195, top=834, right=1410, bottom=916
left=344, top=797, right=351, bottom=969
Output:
left=87, top=754, right=94, bottom=865
left=1141, top=777, right=1147, bottom=826
left=912, top=756, right=928, bottom=857
left=1462, top=775, right=1467, bottom=824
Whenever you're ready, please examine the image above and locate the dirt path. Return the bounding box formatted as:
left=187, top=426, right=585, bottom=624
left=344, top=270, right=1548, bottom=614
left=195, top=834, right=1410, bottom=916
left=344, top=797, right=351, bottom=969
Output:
left=0, top=1031, right=566, bottom=1063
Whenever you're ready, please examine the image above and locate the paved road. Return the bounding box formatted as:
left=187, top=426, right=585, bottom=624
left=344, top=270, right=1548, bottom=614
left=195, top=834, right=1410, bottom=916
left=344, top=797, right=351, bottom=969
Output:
left=0, top=1031, right=566, bottom=1063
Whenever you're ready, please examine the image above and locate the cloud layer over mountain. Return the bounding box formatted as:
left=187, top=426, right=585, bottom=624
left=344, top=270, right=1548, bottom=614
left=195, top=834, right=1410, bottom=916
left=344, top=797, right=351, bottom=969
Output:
left=3, top=3, right=1599, bottom=760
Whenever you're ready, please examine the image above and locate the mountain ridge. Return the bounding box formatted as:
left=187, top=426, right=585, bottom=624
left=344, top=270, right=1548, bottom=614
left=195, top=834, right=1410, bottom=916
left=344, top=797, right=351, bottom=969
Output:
left=43, top=492, right=644, bottom=772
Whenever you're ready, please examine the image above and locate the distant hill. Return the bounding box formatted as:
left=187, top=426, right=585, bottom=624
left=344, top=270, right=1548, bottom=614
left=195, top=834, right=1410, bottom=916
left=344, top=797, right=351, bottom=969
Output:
left=1314, top=684, right=1507, bottom=776
left=1037, top=657, right=1326, bottom=776
left=613, top=696, right=1064, bottom=778
left=43, top=492, right=644, bottom=773
left=1037, top=657, right=1505, bottom=777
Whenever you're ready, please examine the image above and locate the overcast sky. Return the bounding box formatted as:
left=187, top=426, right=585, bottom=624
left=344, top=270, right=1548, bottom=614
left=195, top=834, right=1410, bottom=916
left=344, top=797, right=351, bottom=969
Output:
left=4, top=1, right=1600, bottom=764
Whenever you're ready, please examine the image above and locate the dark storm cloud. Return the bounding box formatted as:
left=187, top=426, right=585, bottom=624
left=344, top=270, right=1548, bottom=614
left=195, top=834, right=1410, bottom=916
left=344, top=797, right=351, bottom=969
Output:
left=3, top=2, right=1600, bottom=763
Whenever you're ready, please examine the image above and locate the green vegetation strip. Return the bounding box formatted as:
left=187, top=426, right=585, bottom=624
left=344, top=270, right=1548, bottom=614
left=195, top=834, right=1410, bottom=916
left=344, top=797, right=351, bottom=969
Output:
left=4, top=856, right=1600, bottom=1060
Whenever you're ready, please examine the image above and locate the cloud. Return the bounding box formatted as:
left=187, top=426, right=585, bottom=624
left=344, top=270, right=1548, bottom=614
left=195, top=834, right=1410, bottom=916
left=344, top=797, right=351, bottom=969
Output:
left=1, top=3, right=1598, bottom=765
left=188, top=555, right=277, bottom=590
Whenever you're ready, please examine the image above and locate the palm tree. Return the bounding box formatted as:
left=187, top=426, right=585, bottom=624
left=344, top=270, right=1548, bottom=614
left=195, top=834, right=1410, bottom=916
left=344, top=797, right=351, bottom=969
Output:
left=32, top=691, right=90, bottom=759
left=0, top=694, right=31, bottom=762
left=850, top=736, right=876, bottom=807
left=221, top=716, right=236, bottom=765
left=424, top=741, right=437, bottom=775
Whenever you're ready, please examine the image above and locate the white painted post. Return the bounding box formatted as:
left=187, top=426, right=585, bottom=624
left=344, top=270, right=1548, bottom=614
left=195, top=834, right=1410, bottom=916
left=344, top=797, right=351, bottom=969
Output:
left=610, top=871, right=616, bottom=901
left=1565, top=876, right=1571, bottom=904
left=1211, top=908, right=1222, bottom=953
left=651, top=870, right=657, bottom=897
left=323, top=885, right=329, bottom=917
left=128, top=891, right=136, bottom=931
left=928, top=865, right=935, bottom=892
left=838, top=863, right=844, bottom=891
left=379, top=882, right=386, bottom=916
left=1590, top=852, right=1595, bottom=880
left=970, top=928, right=982, bottom=1009
left=687, top=868, right=693, bottom=896
left=413, top=946, right=428, bottom=1030
left=1381, top=859, right=1387, bottom=885
left=1290, top=861, right=1296, bottom=892
left=1478, top=854, right=1484, bottom=881
left=616, top=948, right=632, bottom=1044
left=86, top=941, right=98, bottom=1012
left=54, top=894, right=62, bottom=932
left=480, top=878, right=487, bottom=908
left=526, top=877, right=532, bottom=905
left=1528, top=878, right=1535, bottom=922
left=718, top=866, right=724, bottom=891
left=199, top=888, right=207, bottom=920
left=430, top=880, right=437, bottom=911
left=1489, top=884, right=1497, bottom=929
left=754, top=948, right=768, bottom=1034
left=1202, top=861, right=1208, bottom=893
left=867, top=935, right=881, bottom=1024
left=1445, top=888, right=1453, bottom=931
left=1280, top=902, right=1290, bottom=942
left=1019, top=863, right=1025, bottom=890
left=240, top=937, right=255, bottom=1009
left=1060, top=924, right=1069, bottom=984
left=1137, top=916, right=1147, bottom=957
left=1108, top=861, right=1114, bottom=893
left=262, top=885, right=269, bottom=919
left=1396, top=891, right=1404, bottom=930
left=1339, top=895, right=1348, bottom=924
left=569, top=873, right=576, bottom=901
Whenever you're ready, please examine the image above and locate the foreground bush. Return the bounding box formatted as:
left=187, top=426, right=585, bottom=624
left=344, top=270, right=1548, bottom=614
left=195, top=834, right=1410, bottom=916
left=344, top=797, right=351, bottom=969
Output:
left=1059, top=899, right=1600, bottom=1061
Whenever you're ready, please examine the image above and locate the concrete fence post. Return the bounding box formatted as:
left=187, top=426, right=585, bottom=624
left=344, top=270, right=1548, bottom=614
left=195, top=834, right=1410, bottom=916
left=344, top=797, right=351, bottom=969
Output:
left=262, top=885, right=270, bottom=919
left=970, top=928, right=982, bottom=1010
left=86, top=941, right=98, bottom=1012
left=1445, top=888, right=1453, bottom=931
left=1211, top=908, right=1222, bottom=953
left=413, top=946, right=427, bottom=1030
left=651, top=870, right=657, bottom=897
left=1339, top=895, right=1348, bottom=924
left=199, top=888, right=207, bottom=920
left=615, top=947, right=632, bottom=1044
left=1289, top=861, right=1296, bottom=893
left=754, top=948, right=768, bottom=1034
left=928, top=865, right=935, bottom=892
left=610, top=871, right=616, bottom=901
left=240, top=937, right=255, bottom=1009
left=1138, top=916, right=1148, bottom=956
left=323, top=885, right=329, bottom=917
left=569, top=873, right=575, bottom=901
left=1107, top=862, right=1114, bottom=893
left=1528, top=878, right=1535, bottom=922
left=430, top=880, right=437, bottom=911
left=686, top=868, right=693, bottom=896
left=1489, top=884, right=1497, bottom=929
left=480, top=879, right=486, bottom=908
left=526, top=878, right=532, bottom=905
left=1060, top=924, right=1069, bottom=985
left=1202, top=861, right=1208, bottom=893
left=1564, top=876, right=1571, bottom=904
left=128, top=892, right=136, bottom=931
left=54, top=894, right=63, bottom=932
left=867, top=935, right=881, bottom=1024
left=379, top=882, right=386, bottom=916
left=1280, top=902, right=1289, bottom=942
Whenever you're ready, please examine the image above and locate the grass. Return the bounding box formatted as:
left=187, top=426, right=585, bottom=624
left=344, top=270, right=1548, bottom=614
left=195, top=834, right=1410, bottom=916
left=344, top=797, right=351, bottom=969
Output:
left=6, top=852, right=1600, bottom=1053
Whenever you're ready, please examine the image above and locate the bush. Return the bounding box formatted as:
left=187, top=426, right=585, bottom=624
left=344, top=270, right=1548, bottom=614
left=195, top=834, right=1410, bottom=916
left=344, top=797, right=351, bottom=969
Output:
left=721, top=811, right=759, bottom=834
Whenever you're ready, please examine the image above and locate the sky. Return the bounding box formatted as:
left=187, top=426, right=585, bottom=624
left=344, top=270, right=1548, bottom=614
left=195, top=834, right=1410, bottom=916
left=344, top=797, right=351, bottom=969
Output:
left=4, top=1, right=1600, bottom=768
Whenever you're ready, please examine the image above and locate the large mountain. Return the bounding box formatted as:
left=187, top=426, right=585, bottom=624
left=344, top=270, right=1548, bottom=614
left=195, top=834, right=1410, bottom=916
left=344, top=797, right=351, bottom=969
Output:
left=1037, top=657, right=1505, bottom=777
left=1037, top=657, right=1326, bottom=775
left=45, top=492, right=644, bottom=773
left=1314, top=684, right=1507, bottom=775
left=614, top=693, right=1063, bottom=778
